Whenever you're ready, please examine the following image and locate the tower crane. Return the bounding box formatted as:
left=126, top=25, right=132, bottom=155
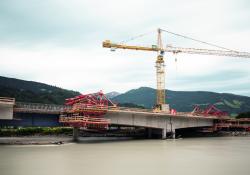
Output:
left=103, top=28, right=250, bottom=112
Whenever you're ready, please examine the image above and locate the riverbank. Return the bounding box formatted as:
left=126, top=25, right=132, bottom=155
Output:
left=219, top=131, right=250, bottom=137
left=0, top=136, right=139, bottom=145
left=0, top=127, right=73, bottom=137
left=0, top=136, right=73, bottom=145
left=1, top=132, right=250, bottom=145
left=1, top=127, right=250, bottom=145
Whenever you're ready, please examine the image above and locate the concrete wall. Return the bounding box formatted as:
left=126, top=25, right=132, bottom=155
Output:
left=0, top=103, right=14, bottom=120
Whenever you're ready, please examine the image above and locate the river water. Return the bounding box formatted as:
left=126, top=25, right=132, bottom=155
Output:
left=0, top=137, right=250, bottom=175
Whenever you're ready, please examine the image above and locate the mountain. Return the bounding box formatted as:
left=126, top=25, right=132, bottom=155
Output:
left=1, top=76, right=250, bottom=115
left=0, top=76, right=80, bottom=104
left=105, top=91, right=120, bottom=99
left=112, top=87, right=250, bottom=115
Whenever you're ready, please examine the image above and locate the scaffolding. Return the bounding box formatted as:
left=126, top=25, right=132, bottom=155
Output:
left=59, top=91, right=116, bottom=129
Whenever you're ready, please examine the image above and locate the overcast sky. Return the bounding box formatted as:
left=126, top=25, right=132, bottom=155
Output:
left=0, top=0, right=249, bottom=96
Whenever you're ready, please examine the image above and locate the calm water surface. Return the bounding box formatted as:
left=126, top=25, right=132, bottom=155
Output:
left=0, top=137, right=250, bottom=175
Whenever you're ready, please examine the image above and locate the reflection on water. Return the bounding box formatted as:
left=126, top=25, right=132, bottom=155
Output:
left=0, top=137, right=250, bottom=175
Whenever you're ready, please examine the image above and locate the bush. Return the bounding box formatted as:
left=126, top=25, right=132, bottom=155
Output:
left=236, top=112, right=250, bottom=119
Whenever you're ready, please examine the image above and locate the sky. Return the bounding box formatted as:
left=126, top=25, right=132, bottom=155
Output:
left=0, top=0, right=250, bottom=96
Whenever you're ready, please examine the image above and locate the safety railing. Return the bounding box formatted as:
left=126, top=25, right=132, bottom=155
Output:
left=14, top=102, right=70, bottom=113
left=59, top=116, right=110, bottom=124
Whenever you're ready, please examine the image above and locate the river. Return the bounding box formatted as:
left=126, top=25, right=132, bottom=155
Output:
left=0, top=137, right=250, bottom=175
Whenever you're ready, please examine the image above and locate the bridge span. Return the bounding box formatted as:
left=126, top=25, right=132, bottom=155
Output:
left=105, top=110, right=214, bottom=139
left=0, top=100, right=221, bottom=139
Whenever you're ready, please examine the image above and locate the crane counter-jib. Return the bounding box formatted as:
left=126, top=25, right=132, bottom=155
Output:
left=103, top=40, right=159, bottom=52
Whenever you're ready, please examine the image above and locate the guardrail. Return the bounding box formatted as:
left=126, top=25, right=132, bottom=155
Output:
left=12, top=102, right=226, bottom=119
left=14, top=102, right=69, bottom=113
left=117, top=107, right=152, bottom=112
left=13, top=102, right=154, bottom=115
left=60, top=116, right=110, bottom=123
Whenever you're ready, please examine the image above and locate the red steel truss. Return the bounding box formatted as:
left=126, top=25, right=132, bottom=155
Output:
left=59, top=91, right=116, bottom=129
left=192, top=104, right=228, bottom=117
left=214, top=118, right=250, bottom=131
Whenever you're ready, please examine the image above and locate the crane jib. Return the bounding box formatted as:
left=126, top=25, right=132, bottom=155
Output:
left=164, top=47, right=250, bottom=58
left=103, top=41, right=250, bottom=58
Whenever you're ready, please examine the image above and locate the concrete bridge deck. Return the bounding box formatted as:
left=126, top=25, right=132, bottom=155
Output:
left=0, top=101, right=222, bottom=139
left=105, top=109, right=215, bottom=138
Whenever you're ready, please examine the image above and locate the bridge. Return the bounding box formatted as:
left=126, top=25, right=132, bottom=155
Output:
left=0, top=98, right=223, bottom=139
left=105, top=109, right=215, bottom=139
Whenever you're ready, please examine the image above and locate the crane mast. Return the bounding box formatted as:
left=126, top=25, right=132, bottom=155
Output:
left=156, top=29, right=168, bottom=110
left=103, top=28, right=250, bottom=112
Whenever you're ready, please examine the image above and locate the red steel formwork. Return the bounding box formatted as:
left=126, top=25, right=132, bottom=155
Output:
left=192, top=104, right=228, bottom=117
left=214, top=118, right=250, bottom=131
left=59, top=91, right=116, bottom=129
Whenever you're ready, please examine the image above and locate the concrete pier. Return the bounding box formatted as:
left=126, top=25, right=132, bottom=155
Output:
left=147, top=128, right=152, bottom=139
left=172, top=130, right=176, bottom=139
left=73, top=127, right=79, bottom=142
left=171, top=125, right=176, bottom=139
left=162, top=128, right=167, bottom=139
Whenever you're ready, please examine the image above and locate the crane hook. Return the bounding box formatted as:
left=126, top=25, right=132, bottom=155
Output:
left=110, top=47, right=116, bottom=52
left=173, top=53, right=178, bottom=72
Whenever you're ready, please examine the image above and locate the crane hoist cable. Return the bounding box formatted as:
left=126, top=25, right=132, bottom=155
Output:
left=173, top=52, right=178, bottom=72
left=119, top=30, right=155, bottom=44
left=119, top=28, right=237, bottom=52
left=160, top=28, right=236, bottom=51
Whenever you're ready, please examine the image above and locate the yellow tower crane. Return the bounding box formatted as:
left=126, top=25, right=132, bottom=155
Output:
left=103, top=28, right=250, bottom=112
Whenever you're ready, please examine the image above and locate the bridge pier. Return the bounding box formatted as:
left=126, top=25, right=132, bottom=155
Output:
left=147, top=128, right=152, bottom=139
left=162, top=128, right=167, bottom=139
left=162, top=129, right=176, bottom=139
left=172, top=130, right=176, bottom=139
left=171, top=125, right=176, bottom=139
left=73, top=127, right=79, bottom=142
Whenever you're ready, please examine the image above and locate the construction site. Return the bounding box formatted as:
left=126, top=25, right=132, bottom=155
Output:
left=1, top=1, right=250, bottom=175
left=1, top=28, right=250, bottom=140
left=57, top=28, right=250, bottom=137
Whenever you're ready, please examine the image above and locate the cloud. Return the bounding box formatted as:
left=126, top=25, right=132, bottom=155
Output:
left=0, top=0, right=249, bottom=96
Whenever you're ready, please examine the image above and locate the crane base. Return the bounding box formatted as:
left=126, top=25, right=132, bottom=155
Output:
left=161, top=104, right=170, bottom=113
left=153, top=104, right=170, bottom=113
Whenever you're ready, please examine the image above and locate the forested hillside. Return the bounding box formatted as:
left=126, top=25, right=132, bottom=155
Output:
left=0, top=76, right=80, bottom=104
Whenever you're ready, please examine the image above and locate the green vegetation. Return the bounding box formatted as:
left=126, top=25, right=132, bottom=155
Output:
left=214, top=102, right=224, bottom=105
left=236, top=111, right=250, bottom=119
left=1, top=76, right=250, bottom=115
left=0, top=76, right=80, bottom=104
left=0, top=127, right=73, bottom=137
left=223, top=99, right=242, bottom=109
